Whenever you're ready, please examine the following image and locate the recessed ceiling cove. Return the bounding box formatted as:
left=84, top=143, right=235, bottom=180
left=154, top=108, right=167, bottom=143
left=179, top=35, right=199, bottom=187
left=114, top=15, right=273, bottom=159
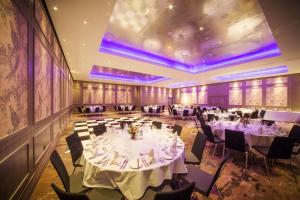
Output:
left=100, top=0, right=280, bottom=73
left=90, top=65, right=169, bottom=83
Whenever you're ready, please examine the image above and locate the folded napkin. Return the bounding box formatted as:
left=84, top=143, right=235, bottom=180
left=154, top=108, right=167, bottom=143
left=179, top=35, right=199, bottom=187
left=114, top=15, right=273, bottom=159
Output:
left=143, top=149, right=154, bottom=166
left=129, top=158, right=143, bottom=169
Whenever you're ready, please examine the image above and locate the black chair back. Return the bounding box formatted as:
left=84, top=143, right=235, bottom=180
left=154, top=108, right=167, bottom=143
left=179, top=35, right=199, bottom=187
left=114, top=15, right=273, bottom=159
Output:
left=154, top=182, right=195, bottom=200
left=229, top=115, right=235, bottom=121
left=288, top=125, right=300, bottom=142
left=192, top=108, right=197, bottom=116
left=259, top=110, right=266, bottom=118
left=50, top=150, right=70, bottom=192
left=162, top=105, right=165, bottom=112
left=102, top=106, right=106, bottom=112
left=267, top=137, right=297, bottom=159
left=125, top=106, right=129, bottom=111
left=172, top=109, right=178, bottom=116
left=202, top=125, right=215, bottom=143
left=66, top=134, right=83, bottom=167
left=225, top=129, right=246, bottom=152
left=95, top=107, right=100, bottom=113
left=141, top=106, right=145, bottom=113
left=156, top=107, right=161, bottom=113
left=251, top=110, right=259, bottom=119
left=261, top=120, right=275, bottom=126
left=132, top=105, right=136, bottom=111
left=51, top=183, right=89, bottom=200
left=198, top=116, right=206, bottom=128
left=114, top=106, right=117, bottom=111
left=173, top=124, right=183, bottom=136
left=243, top=113, right=250, bottom=118
left=118, top=106, right=122, bottom=112
left=85, top=107, right=91, bottom=113
left=183, top=110, right=189, bottom=117
left=207, top=114, right=215, bottom=122
left=205, top=157, right=230, bottom=196
left=149, top=107, right=154, bottom=113
left=152, top=121, right=162, bottom=129
left=191, top=132, right=207, bottom=163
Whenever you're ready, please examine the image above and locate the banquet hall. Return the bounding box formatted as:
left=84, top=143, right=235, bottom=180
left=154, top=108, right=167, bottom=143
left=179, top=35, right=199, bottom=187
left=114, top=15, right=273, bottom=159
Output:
left=1, top=0, right=300, bottom=199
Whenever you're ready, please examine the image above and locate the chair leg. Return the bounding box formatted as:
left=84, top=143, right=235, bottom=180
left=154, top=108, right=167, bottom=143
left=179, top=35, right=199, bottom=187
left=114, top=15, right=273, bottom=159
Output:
left=72, top=166, right=77, bottom=174
left=263, top=157, right=270, bottom=178
left=222, top=145, right=225, bottom=161
left=245, top=152, right=248, bottom=170
left=212, top=144, right=217, bottom=159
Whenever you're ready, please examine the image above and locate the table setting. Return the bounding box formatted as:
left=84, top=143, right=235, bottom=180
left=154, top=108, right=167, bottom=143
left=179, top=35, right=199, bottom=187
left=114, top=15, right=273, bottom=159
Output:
left=80, top=122, right=187, bottom=200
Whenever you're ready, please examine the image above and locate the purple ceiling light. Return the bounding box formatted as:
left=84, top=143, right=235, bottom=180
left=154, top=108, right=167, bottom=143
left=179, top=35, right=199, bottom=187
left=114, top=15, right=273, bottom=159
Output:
left=100, top=38, right=281, bottom=74
left=90, top=65, right=169, bottom=83
left=168, top=81, right=200, bottom=88
left=215, top=66, right=288, bottom=81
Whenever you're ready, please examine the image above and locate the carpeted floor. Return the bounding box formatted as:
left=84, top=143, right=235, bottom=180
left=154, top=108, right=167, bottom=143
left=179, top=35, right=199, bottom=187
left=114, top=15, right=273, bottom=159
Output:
left=30, top=112, right=300, bottom=200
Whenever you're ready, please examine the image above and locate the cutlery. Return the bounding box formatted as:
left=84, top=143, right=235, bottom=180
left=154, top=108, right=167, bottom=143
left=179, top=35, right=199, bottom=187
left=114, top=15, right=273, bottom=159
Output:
left=122, top=159, right=128, bottom=169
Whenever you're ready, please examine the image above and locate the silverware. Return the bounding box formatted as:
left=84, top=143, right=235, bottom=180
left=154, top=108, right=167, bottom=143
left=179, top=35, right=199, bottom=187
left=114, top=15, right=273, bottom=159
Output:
left=122, top=159, right=128, bottom=169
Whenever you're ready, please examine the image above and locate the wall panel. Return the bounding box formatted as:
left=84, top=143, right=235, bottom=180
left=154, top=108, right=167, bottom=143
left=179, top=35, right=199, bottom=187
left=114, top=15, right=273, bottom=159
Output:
left=0, top=0, right=28, bottom=138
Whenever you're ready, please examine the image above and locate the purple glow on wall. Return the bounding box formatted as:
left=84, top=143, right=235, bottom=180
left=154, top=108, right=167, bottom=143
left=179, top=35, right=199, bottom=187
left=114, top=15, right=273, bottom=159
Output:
left=90, top=65, right=169, bottom=83
left=215, top=66, right=288, bottom=81
left=99, top=38, right=281, bottom=73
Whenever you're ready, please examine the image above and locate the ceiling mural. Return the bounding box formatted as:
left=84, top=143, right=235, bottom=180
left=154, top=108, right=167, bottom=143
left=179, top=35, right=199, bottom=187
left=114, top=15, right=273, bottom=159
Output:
left=100, top=0, right=280, bottom=73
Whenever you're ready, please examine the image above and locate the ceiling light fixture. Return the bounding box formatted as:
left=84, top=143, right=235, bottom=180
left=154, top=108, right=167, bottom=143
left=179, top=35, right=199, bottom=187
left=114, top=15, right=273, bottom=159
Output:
left=83, top=20, right=88, bottom=24
left=199, top=26, right=204, bottom=31
left=82, top=43, right=86, bottom=46
left=53, top=6, right=58, bottom=11
left=168, top=4, right=174, bottom=10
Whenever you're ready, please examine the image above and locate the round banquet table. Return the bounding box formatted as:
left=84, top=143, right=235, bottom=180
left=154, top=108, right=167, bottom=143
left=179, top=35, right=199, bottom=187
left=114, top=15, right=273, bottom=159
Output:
left=80, top=126, right=187, bottom=200
left=208, top=120, right=288, bottom=149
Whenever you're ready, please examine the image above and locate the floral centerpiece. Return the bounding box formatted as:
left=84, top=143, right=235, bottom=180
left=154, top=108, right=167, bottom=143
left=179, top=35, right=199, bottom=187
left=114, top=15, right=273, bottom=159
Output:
left=128, top=125, right=139, bottom=139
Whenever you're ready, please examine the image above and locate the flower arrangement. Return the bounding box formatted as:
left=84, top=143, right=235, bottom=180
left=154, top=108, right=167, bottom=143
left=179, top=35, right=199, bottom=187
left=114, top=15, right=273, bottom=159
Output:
left=128, top=125, right=139, bottom=139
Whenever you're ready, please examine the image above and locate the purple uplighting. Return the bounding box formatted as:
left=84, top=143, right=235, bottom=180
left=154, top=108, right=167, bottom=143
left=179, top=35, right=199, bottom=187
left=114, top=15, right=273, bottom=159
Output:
left=90, top=65, right=169, bottom=83
left=99, top=38, right=281, bottom=74
left=215, top=66, right=288, bottom=81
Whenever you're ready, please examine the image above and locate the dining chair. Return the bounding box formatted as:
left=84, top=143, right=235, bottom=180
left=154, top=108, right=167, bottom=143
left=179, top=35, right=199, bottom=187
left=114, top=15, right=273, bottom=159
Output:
left=261, top=120, right=275, bottom=126
left=197, top=116, right=206, bottom=128
left=161, top=105, right=165, bottom=112
left=223, top=129, right=249, bottom=169
left=51, top=183, right=89, bottom=200
left=253, top=137, right=297, bottom=177
left=250, top=110, right=259, bottom=119
left=288, top=125, right=300, bottom=155
left=51, top=182, right=123, bottom=200
left=182, top=110, right=189, bottom=120
left=149, top=107, right=154, bottom=116
left=141, top=182, right=195, bottom=200
left=95, top=107, right=100, bottom=115
left=183, top=157, right=230, bottom=200
left=207, top=114, right=215, bottom=122
left=85, top=107, right=91, bottom=116
left=236, top=111, right=243, bottom=118
left=185, top=132, right=207, bottom=165
left=259, top=110, right=266, bottom=118
left=173, top=124, right=183, bottom=136
left=152, top=121, right=162, bottom=129
left=65, top=133, right=83, bottom=174
left=50, top=150, right=87, bottom=193
left=202, top=125, right=224, bottom=158
left=102, top=106, right=106, bottom=113
left=154, top=182, right=195, bottom=200
left=172, top=109, right=179, bottom=119
left=156, top=107, right=161, bottom=116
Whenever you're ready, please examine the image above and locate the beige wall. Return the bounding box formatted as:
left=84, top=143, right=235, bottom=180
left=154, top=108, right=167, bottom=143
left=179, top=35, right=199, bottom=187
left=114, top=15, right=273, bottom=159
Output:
left=173, top=74, right=300, bottom=111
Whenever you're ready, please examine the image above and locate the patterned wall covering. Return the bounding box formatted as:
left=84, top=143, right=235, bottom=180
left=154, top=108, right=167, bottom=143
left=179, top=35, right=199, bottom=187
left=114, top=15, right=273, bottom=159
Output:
left=266, top=86, right=287, bottom=106
left=53, top=62, right=60, bottom=113
left=34, top=36, right=52, bottom=122
left=35, top=0, right=52, bottom=43
left=245, top=88, right=262, bottom=106
left=81, top=82, right=136, bottom=105
left=141, top=86, right=171, bottom=105
left=229, top=89, right=243, bottom=105
left=175, top=76, right=293, bottom=108
left=0, top=0, right=28, bottom=138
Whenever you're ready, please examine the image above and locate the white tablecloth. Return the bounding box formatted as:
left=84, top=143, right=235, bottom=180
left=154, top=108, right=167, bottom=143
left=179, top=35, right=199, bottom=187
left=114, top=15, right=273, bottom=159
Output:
left=81, top=127, right=187, bottom=200
left=264, top=110, right=300, bottom=123
left=209, top=120, right=288, bottom=148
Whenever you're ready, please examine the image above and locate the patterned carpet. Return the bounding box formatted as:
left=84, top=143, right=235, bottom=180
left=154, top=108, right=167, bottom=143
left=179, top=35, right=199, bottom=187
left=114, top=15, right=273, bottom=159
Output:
left=30, top=112, right=300, bottom=200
